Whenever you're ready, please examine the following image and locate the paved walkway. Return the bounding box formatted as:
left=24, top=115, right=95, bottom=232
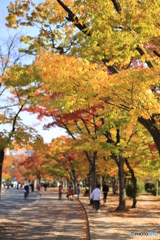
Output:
left=79, top=192, right=160, bottom=240
left=0, top=189, right=88, bottom=240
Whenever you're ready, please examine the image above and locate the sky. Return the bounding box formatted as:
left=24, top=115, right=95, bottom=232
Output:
left=0, top=0, right=67, bottom=143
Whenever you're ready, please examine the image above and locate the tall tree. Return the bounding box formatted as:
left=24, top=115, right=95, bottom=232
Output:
left=5, top=0, right=160, bottom=210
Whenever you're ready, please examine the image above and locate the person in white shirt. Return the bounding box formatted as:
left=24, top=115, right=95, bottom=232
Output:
left=90, top=184, right=101, bottom=212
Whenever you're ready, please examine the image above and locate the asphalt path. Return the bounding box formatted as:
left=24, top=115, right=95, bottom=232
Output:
left=0, top=189, right=88, bottom=240
left=0, top=188, right=38, bottom=217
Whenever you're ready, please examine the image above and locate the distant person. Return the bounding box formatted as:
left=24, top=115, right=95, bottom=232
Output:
left=7, top=183, right=9, bottom=192
left=30, top=182, right=34, bottom=192
left=11, top=183, right=13, bottom=189
left=17, top=182, right=19, bottom=192
left=77, top=184, right=80, bottom=199
left=59, top=185, right=62, bottom=200
left=44, top=183, right=47, bottom=191
left=90, top=184, right=102, bottom=212
left=68, top=183, right=73, bottom=201
left=84, top=187, right=89, bottom=196
left=103, top=181, right=109, bottom=203
left=24, top=184, right=29, bottom=199
left=37, top=183, right=41, bottom=198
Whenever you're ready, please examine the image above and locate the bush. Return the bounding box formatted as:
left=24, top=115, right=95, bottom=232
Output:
left=145, top=182, right=156, bottom=193
left=126, top=182, right=144, bottom=198
left=150, top=186, right=160, bottom=196
left=138, top=180, right=144, bottom=193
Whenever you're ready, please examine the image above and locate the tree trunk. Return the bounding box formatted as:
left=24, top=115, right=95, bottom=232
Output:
left=89, top=165, right=91, bottom=197
left=91, top=152, right=97, bottom=192
left=0, top=149, right=4, bottom=202
left=117, top=156, right=126, bottom=210
left=156, top=180, right=159, bottom=197
left=125, top=158, right=137, bottom=208
left=67, top=173, right=69, bottom=188
left=72, top=171, right=77, bottom=194
left=91, top=166, right=96, bottom=192
left=112, top=176, right=116, bottom=194
left=39, top=177, right=41, bottom=184
left=100, top=176, right=102, bottom=190
left=138, top=117, right=160, bottom=155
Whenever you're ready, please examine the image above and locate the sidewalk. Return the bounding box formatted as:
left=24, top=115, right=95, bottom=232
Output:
left=0, top=191, right=89, bottom=240
left=79, top=192, right=160, bottom=240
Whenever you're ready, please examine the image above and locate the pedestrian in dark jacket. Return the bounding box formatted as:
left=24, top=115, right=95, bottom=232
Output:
left=30, top=183, right=34, bottom=192
left=103, top=181, right=109, bottom=203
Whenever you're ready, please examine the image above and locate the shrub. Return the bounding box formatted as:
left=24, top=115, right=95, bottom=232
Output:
left=138, top=180, right=144, bottom=193
left=151, top=186, right=160, bottom=196
left=126, top=182, right=143, bottom=198
left=145, top=182, right=156, bottom=193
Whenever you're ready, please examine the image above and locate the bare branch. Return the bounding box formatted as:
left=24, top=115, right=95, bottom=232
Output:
left=0, top=103, right=19, bottom=110
left=0, top=87, right=6, bottom=96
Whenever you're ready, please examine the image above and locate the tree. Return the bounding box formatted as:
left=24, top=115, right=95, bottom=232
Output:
left=47, top=136, right=89, bottom=192
left=0, top=31, right=45, bottom=198
left=17, top=140, right=51, bottom=183
left=5, top=0, right=160, bottom=211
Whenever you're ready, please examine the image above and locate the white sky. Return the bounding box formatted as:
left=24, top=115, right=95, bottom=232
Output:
left=0, top=0, right=66, bottom=143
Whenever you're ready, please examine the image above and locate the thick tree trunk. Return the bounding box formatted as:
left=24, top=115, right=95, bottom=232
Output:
left=0, top=149, right=4, bottom=202
left=132, top=175, right=137, bottom=208
left=125, top=158, right=137, bottom=208
left=91, top=152, right=97, bottom=192
left=112, top=176, right=116, bottom=194
left=91, top=166, right=96, bottom=192
left=138, top=117, right=160, bottom=155
left=72, top=171, right=77, bottom=194
left=117, top=156, right=126, bottom=210
left=156, top=180, right=159, bottom=197
left=89, top=165, right=91, bottom=197
left=100, top=176, right=102, bottom=189
left=38, top=177, right=41, bottom=184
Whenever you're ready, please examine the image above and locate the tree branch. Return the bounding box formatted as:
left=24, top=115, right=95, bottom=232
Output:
left=81, top=117, right=90, bottom=135
left=84, top=151, right=93, bottom=166
left=62, top=122, right=76, bottom=140
left=75, top=120, right=83, bottom=134
left=111, top=0, right=121, bottom=13
left=57, top=0, right=91, bottom=36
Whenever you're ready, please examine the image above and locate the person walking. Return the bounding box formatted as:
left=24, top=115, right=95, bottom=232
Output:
left=37, top=183, right=42, bottom=198
left=103, top=181, right=109, bottom=204
left=24, top=184, right=29, bottom=199
left=77, top=183, right=80, bottom=199
left=7, top=183, right=9, bottom=192
left=59, top=185, right=62, bottom=200
left=17, top=182, right=19, bottom=193
left=68, top=183, right=73, bottom=201
left=30, top=182, right=34, bottom=192
left=44, top=183, right=47, bottom=191
left=90, top=184, right=101, bottom=212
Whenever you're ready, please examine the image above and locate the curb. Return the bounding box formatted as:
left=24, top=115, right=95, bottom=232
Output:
left=77, top=198, right=94, bottom=240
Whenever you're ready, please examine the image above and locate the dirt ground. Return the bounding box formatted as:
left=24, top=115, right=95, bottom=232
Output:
left=81, top=193, right=160, bottom=240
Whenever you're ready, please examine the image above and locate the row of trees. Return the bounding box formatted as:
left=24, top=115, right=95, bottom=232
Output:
left=0, top=0, right=160, bottom=210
